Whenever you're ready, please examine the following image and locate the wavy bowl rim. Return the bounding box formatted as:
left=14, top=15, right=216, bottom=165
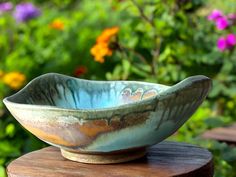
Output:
left=3, top=73, right=169, bottom=114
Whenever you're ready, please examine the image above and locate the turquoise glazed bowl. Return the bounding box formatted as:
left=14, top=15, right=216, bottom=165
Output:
left=3, top=73, right=211, bottom=164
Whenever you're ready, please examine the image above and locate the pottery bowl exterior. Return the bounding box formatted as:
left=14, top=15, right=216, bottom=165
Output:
left=3, top=73, right=211, bottom=153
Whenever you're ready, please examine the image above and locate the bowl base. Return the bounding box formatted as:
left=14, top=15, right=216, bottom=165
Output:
left=60, top=148, right=146, bottom=164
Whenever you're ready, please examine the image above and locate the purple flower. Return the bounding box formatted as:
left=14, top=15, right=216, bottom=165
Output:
left=208, top=9, right=223, bottom=21
left=226, top=34, right=236, bottom=46
left=216, top=17, right=228, bottom=30
left=217, top=37, right=227, bottom=51
left=13, top=3, right=41, bottom=22
left=0, top=2, right=13, bottom=12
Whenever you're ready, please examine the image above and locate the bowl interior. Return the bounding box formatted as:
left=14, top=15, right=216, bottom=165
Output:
left=7, top=74, right=169, bottom=110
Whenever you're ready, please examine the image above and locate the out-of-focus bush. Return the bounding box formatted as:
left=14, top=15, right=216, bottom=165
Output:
left=0, top=0, right=236, bottom=177
left=0, top=1, right=124, bottom=176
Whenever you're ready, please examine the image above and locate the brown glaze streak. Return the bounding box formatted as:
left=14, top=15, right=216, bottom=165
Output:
left=19, top=111, right=151, bottom=149
left=78, top=120, right=116, bottom=137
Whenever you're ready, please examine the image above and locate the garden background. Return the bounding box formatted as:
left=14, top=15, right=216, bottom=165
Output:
left=0, top=0, right=236, bottom=176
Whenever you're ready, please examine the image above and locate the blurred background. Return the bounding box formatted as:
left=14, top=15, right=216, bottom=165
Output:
left=0, top=0, right=236, bottom=176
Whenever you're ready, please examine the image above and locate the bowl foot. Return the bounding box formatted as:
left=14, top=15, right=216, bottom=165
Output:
left=60, top=148, right=146, bottom=164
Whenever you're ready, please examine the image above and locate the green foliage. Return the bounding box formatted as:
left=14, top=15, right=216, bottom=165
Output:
left=0, top=0, right=236, bottom=176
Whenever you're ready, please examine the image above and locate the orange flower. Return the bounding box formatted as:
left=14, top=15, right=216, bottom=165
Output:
left=96, top=27, right=119, bottom=43
left=90, top=42, right=113, bottom=63
left=91, top=26, right=119, bottom=63
left=2, top=72, right=26, bottom=90
left=49, top=19, right=64, bottom=30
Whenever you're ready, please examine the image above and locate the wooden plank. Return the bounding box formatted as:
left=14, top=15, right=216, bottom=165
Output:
left=202, top=124, right=236, bottom=143
left=7, top=141, right=214, bottom=177
left=230, top=123, right=236, bottom=129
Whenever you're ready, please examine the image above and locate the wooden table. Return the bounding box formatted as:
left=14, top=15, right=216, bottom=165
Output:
left=202, top=123, right=236, bottom=145
left=7, top=141, right=214, bottom=177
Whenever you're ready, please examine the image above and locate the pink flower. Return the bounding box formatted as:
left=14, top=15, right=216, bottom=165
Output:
left=227, top=13, right=236, bottom=20
left=208, top=9, right=223, bottom=21
left=216, top=17, right=228, bottom=30
left=226, top=34, right=236, bottom=46
left=217, top=37, right=228, bottom=51
left=0, top=2, right=13, bottom=12
left=217, top=34, right=236, bottom=52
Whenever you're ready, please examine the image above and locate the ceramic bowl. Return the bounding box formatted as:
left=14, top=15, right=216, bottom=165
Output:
left=3, top=73, right=211, bottom=164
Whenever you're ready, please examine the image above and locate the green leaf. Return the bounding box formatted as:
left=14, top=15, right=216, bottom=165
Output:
left=5, top=123, right=15, bottom=138
left=0, top=166, right=6, bottom=177
left=122, top=59, right=131, bottom=80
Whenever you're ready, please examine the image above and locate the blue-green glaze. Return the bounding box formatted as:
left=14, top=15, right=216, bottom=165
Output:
left=3, top=73, right=212, bottom=153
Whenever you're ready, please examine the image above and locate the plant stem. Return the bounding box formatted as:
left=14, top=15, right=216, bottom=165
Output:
left=130, top=0, right=162, bottom=77
left=151, top=38, right=162, bottom=76
left=117, top=43, right=151, bottom=74
left=118, top=43, right=148, bottom=64
left=130, top=0, right=154, bottom=27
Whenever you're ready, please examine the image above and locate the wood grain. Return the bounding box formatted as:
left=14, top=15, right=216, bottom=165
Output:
left=7, top=141, right=214, bottom=177
left=202, top=123, right=236, bottom=144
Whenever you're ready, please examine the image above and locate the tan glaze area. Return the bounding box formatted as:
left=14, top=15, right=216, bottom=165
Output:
left=22, top=124, right=77, bottom=147
left=19, top=111, right=151, bottom=149
left=142, top=89, right=158, bottom=100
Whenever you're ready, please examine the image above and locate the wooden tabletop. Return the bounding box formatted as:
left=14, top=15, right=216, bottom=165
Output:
left=202, top=123, right=236, bottom=145
left=7, top=141, right=214, bottom=177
